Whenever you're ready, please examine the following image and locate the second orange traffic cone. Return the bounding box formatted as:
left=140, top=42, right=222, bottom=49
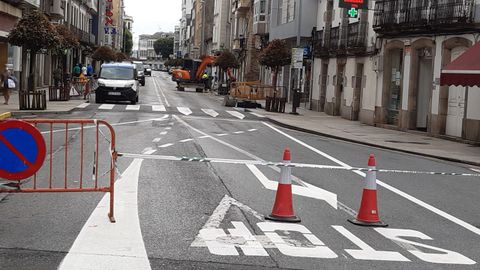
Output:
left=348, top=154, right=388, bottom=227
left=265, top=148, right=301, bottom=223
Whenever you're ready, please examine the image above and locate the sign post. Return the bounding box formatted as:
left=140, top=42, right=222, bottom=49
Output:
left=0, top=120, right=46, bottom=181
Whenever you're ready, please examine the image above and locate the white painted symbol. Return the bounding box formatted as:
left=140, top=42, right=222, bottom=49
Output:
left=152, top=105, right=166, bottom=112
left=99, top=104, right=115, bottom=110
left=177, top=107, right=192, bottom=116
left=202, top=109, right=219, bottom=118
left=375, top=228, right=476, bottom=265
left=77, top=103, right=90, bottom=108
left=332, top=226, right=409, bottom=261
left=227, top=111, right=245, bottom=119
left=246, top=164, right=337, bottom=209
left=257, top=222, right=337, bottom=258
left=126, top=105, right=141, bottom=111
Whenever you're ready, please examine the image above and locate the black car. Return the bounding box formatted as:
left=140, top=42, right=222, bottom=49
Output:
left=132, top=61, right=145, bottom=86
left=144, top=65, right=152, bottom=76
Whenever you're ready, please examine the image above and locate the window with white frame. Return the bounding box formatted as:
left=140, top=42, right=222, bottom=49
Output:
left=254, top=0, right=267, bottom=23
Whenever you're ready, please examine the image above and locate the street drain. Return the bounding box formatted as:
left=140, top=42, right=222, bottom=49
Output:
left=385, top=140, right=430, bottom=145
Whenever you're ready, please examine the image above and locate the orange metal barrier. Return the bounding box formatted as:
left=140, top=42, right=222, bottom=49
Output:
left=0, top=119, right=117, bottom=222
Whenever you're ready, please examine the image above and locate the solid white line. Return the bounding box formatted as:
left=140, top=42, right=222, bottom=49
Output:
left=201, top=109, right=219, bottom=118
left=59, top=159, right=151, bottom=270
left=77, top=103, right=90, bottom=108
left=151, top=78, right=164, bottom=106
left=234, top=131, right=245, bottom=134
left=99, top=104, right=115, bottom=110
left=152, top=105, right=166, bottom=112
left=177, top=107, right=192, bottom=116
left=154, top=77, right=171, bottom=107
left=126, top=105, right=141, bottom=111
left=180, top=138, right=194, bottom=143
left=262, top=122, right=480, bottom=237
left=198, top=135, right=212, bottom=139
left=216, top=133, right=228, bottom=137
left=227, top=110, right=245, bottom=119
left=250, top=112, right=266, bottom=118
left=471, top=168, right=480, bottom=173
left=159, top=143, right=174, bottom=148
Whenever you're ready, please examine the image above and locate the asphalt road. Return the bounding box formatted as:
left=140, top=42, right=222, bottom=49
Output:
left=1, top=71, right=479, bottom=270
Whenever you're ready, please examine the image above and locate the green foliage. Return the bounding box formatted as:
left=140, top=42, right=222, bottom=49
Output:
left=52, top=24, right=79, bottom=55
left=8, top=10, right=60, bottom=53
left=154, top=37, right=174, bottom=58
left=258, top=39, right=291, bottom=71
left=164, top=58, right=184, bottom=67
left=123, top=28, right=133, bottom=55
left=92, top=46, right=116, bottom=63
left=213, top=50, right=239, bottom=70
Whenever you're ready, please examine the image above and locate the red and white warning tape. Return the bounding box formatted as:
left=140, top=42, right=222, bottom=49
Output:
left=118, top=153, right=480, bottom=177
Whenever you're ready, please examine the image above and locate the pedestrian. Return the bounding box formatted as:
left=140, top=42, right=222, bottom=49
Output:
left=1, top=65, right=17, bottom=105
left=202, top=72, right=210, bottom=90
left=87, top=64, right=94, bottom=77
left=73, top=64, right=81, bottom=77
left=53, top=66, right=62, bottom=88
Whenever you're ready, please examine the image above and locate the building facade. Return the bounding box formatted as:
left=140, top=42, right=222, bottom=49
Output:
left=179, top=0, right=193, bottom=58
left=0, top=0, right=23, bottom=81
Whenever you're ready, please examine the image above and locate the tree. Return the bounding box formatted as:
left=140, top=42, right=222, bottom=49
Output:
left=92, top=46, right=116, bottom=63
left=52, top=24, right=79, bottom=72
left=123, top=28, right=133, bottom=55
left=213, top=50, right=239, bottom=84
left=115, top=51, right=128, bottom=62
left=154, top=37, right=174, bottom=59
left=8, top=10, right=60, bottom=92
left=259, top=39, right=291, bottom=90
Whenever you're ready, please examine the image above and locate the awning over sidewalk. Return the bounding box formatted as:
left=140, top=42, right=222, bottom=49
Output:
left=441, top=42, right=480, bottom=87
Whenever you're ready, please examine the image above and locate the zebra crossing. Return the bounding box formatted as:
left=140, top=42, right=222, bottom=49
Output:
left=75, top=103, right=267, bottom=119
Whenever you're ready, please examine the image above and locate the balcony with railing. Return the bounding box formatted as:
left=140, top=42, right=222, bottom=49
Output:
left=373, top=0, right=476, bottom=37
left=347, top=22, right=367, bottom=53
left=232, top=0, right=251, bottom=13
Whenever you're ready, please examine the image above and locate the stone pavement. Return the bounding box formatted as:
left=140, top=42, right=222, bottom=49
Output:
left=248, top=103, right=480, bottom=167
left=0, top=90, right=86, bottom=116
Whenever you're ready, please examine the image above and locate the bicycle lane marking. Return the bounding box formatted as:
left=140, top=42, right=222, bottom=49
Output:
left=262, top=122, right=480, bottom=237
left=58, top=148, right=156, bottom=270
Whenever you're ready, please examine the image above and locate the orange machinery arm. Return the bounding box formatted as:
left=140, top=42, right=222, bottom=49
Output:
left=195, top=55, right=216, bottom=80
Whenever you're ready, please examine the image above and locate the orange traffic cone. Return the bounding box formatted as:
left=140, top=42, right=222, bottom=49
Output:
left=348, top=154, right=388, bottom=227
left=265, top=148, right=301, bottom=223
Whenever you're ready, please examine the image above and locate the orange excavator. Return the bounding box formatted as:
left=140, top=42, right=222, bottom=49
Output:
left=171, top=55, right=236, bottom=92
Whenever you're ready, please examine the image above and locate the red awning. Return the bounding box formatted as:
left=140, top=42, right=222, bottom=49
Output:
left=440, top=42, right=480, bottom=87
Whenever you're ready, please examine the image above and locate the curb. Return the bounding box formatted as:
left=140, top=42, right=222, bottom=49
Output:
left=266, top=117, right=480, bottom=167
left=0, top=112, right=11, bottom=120
left=11, top=110, right=74, bottom=117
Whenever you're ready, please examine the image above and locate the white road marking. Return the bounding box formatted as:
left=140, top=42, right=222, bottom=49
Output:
left=250, top=112, right=266, bottom=118
left=153, top=76, right=170, bottom=107
left=165, top=127, right=172, bottom=130
left=177, top=107, right=192, bottom=116
left=160, top=131, right=168, bottom=135
left=99, top=104, right=115, bottom=110
left=234, top=131, right=245, bottom=134
left=248, top=129, right=258, bottom=132
left=262, top=122, right=480, bottom=237
left=59, top=158, right=151, bottom=270
left=152, top=105, right=166, bottom=112
left=175, top=116, right=337, bottom=209
left=246, top=164, right=337, bottom=209
left=332, top=226, right=409, bottom=261
left=77, top=103, right=90, bottom=108
left=471, top=168, right=480, bottom=173
left=126, top=105, right=141, bottom=111
left=216, top=133, right=228, bottom=137
left=202, top=109, right=219, bottom=118
left=227, top=110, right=245, bottom=119
left=180, top=139, right=194, bottom=143
left=159, top=143, right=174, bottom=148
left=152, top=138, right=162, bottom=143
left=198, top=135, right=212, bottom=139
left=375, top=228, right=476, bottom=265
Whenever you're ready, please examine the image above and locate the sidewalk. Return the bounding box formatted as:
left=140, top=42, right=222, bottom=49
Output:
left=0, top=90, right=85, bottom=116
left=251, top=103, right=480, bottom=166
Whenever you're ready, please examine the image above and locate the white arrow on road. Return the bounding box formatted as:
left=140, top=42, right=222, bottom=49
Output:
left=177, top=107, right=192, bottom=116
left=227, top=110, right=245, bottom=119
left=202, top=109, right=219, bottom=118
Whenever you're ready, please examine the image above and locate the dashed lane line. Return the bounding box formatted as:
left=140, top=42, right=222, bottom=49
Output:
left=152, top=105, right=166, bottom=112
left=159, top=143, right=174, bottom=148
left=202, top=109, right=219, bottom=118
left=126, top=105, right=141, bottom=111
left=177, top=107, right=193, bottom=116
left=99, top=104, right=115, bottom=110
left=77, top=103, right=90, bottom=108
left=227, top=110, right=245, bottom=120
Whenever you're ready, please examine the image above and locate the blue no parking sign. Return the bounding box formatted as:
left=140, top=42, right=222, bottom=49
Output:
left=0, top=120, right=46, bottom=181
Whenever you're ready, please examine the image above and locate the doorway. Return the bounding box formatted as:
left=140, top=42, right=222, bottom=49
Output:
left=352, top=63, right=364, bottom=121
left=387, top=49, right=403, bottom=125
left=415, top=48, right=433, bottom=131
left=334, top=64, right=345, bottom=116
left=446, top=46, right=467, bottom=137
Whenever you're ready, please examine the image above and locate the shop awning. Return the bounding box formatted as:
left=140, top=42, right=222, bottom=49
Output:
left=441, top=42, right=480, bottom=87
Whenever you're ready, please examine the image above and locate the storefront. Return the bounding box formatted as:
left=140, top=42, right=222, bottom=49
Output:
left=0, top=1, right=22, bottom=77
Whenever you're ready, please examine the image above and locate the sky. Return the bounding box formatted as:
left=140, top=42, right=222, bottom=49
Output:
left=123, top=0, right=182, bottom=49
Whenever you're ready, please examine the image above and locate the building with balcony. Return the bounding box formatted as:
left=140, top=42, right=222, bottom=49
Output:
left=179, top=0, right=194, bottom=58
left=174, top=25, right=180, bottom=58
left=212, top=0, right=231, bottom=53
left=372, top=0, right=480, bottom=142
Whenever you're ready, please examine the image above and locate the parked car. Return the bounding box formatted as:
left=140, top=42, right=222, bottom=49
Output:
left=132, top=61, right=145, bottom=86
left=96, top=63, right=139, bottom=104
left=144, top=65, right=152, bottom=76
